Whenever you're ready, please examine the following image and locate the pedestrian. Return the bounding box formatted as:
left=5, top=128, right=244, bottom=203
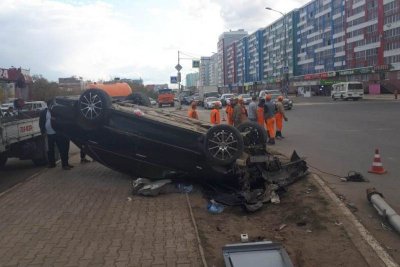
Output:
left=264, top=94, right=276, bottom=145
left=39, top=100, right=73, bottom=170
left=239, top=97, right=248, bottom=119
left=233, top=98, right=247, bottom=127
left=210, top=102, right=221, bottom=125
left=275, top=96, right=288, bottom=139
left=257, top=98, right=265, bottom=127
left=395, top=89, right=398, bottom=100
left=225, top=99, right=234, bottom=125
left=247, top=96, right=258, bottom=123
left=188, top=101, right=199, bottom=119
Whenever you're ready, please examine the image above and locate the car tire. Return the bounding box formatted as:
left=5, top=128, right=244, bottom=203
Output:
left=171, top=102, right=175, bottom=107
left=78, top=88, right=112, bottom=129
left=0, top=153, right=7, bottom=168
left=237, top=122, right=268, bottom=148
left=204, top=124, right=244, bottom=165
left=158, top=103, right=162, bottom=108
left=126, top=92, right=151, bottom=107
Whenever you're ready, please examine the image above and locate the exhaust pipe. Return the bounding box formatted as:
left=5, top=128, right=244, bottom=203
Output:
left=367, top=188, right=400, bottom=234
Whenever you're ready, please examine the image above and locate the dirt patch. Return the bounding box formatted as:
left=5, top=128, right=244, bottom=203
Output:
left=189, top=176, right=368, bottom=267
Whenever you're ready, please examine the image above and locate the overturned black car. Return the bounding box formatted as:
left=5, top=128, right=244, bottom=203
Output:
left=52, top=89, right=307, bottom=206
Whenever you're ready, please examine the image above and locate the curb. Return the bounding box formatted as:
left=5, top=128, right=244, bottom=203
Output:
left=185, top=193, right=208, bottom=267
left=312, top=173, right=398, bottom=267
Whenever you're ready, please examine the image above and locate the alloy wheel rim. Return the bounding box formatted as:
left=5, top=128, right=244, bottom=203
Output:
left=207, top=130, right=238, bottom=161
left=80, top=92, right=103, bottom=120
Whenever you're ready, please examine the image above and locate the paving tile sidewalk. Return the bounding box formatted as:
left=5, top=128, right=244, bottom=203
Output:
left=0, top=158, right=203, bottom=267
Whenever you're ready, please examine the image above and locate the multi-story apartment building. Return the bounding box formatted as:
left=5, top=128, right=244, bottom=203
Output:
left=199, top=56, right=211, bottom=87
left=220, top=0, right=400, bottom=94
left=217, top=30, right=248, bottom=88
left=235, top=37, right=247, bottom=90
left=226, top=42, right=237, bottom=86
left=185, top=72, right=199, bottom=88
left=262, top=11, right=297, bottom=90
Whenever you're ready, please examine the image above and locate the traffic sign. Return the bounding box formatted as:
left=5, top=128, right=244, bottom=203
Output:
left=283, top=66, right=289, bottom=73
left=170, top=76, right=178, bottom=84
left=175, top=64, right=182, bottom=71
left=192, top=60, right=200, bottom=68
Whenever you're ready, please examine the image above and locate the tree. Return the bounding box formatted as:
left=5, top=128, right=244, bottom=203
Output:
left=126, top=81, right=157, bottom=99
left=31, top=75, right=74, bottom=101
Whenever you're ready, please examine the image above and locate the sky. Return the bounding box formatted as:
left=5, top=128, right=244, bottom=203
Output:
left=0, top=0, right=309, bottom=85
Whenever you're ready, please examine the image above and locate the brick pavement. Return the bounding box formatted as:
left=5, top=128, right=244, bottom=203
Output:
left=0, top=157, right=203, bottom=267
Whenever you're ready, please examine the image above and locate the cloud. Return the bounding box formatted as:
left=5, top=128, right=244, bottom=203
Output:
left=213, top=0, right=311, bottom=32
left=0, top=0, right=308, bottom=84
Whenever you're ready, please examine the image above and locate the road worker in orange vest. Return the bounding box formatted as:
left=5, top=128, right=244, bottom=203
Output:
left=264, top=94, right=276, bottom=145
left=275, top=96, right=288, bottom=139
left=188, top=101, right=199, bottom=119
left=210, top=102, right=221, bottom=125
left=257, top=98, right=265, bottom=128
left=225, top=99, right=234, bottom=125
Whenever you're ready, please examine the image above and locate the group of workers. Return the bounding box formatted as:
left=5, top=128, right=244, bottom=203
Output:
left=187, top=94, right=288, bottom=145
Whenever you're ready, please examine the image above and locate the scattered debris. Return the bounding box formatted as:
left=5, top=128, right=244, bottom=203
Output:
left=240, top=234, right=249, bottom=243
left=346, top=202, right=358, bottom=212
left=207, top=199, right=224, bottom=214
left=132, top=178, right=194, bottom=196
left=341, top=171, right=367, bottom=182
left=306, top=229, right=312, bottom=233
left=127, top=197, right=132, bottom=201
left=216, top=226, right=222, bottom=232
left=270, top=191, right=281, bottom=204
left=381, top=222, right=393, bottom=231
left=277, top=224, right=287, bottom=231
left=296, top=221, right=307, bottom=227
left=334, top=220, right=343, bottom=226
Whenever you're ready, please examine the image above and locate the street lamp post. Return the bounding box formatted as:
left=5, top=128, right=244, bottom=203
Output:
left=266, top=7, right=288, bottom=96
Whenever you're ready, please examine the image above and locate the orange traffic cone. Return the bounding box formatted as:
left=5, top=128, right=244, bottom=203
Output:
left=368, top=149, right=387, bottom=174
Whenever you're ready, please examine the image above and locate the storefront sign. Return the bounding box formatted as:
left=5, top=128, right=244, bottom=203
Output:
left=339, top=67, right=372, bottom=76
left=373, top=65, right=391, bottom=71
left=0, top=68, right=8, bottom=79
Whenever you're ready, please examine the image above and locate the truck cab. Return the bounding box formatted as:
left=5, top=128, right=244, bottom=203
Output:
left=157, top=89, right=175, bottom=107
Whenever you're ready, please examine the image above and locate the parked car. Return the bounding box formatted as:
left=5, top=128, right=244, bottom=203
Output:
left=204, top=97, right=222, bottom=109
left=220, top=94, right=235, bottom=106
left=238, top=94, right=252, bottom=105
left=259, top=90, right=293, bottom=110
left=149, top=97, right=157, bottom=106
left=50, top=88, right=307, bottom=187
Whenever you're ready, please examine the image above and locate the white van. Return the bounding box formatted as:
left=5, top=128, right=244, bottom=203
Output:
left=331, top=82, right=364, bottom=101
left=22, top=101, right=47, bottom=111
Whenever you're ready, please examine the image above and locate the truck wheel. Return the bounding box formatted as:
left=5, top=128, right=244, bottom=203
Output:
left=78, top=89, right=111, bottom=129
left=237, top=122, right=267, bottom=148
left=126, top=92, right=151, bottom=107
left=204, top=125, right=244, bottom=165
left=0, top=153, right=7, bottom=168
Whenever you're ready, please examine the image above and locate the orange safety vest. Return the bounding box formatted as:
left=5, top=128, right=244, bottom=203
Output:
left=188, top=109, right=198, bottom=119
left=257, top=107, right=264, bottom=127
left=210, top=109, right=221, bottom=125
left=225, top=105, right=234, bottom=125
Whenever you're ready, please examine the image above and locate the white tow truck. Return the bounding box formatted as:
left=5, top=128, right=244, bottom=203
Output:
left=0, top=116, right=49, bottom=167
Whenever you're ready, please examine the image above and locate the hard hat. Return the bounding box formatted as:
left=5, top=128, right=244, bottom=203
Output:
left=265, top=94, right=272, bottom=101
left=278, top=96, right=284, bottom=101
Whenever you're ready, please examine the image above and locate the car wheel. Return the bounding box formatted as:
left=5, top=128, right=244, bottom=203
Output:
left=332, top=96, right=336, bottom=101
left=126, top=92, right=151, bottom=107
left=78, top=88, right=112, bottom=129
left=237, top=122, right=268, bottom=148
left=0, top=153, right=7, bottom=168
left=171, top=102, right=175, bottom=107
left=158, top=103, right=162, bottom=108
left=204, top=125, right=244, bottom=165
